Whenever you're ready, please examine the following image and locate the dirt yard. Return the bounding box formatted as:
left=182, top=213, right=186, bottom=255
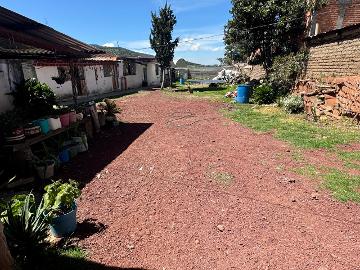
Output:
left=63, top=91, right=360, bottom=269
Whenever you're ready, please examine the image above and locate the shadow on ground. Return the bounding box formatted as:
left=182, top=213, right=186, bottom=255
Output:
left=75, top=218, right=108, bottom=240
left=36, top=254, right=147, bottom=270
left=59, top=122, right=153, bottom=186
left=191, top=86, right=227, bottom=92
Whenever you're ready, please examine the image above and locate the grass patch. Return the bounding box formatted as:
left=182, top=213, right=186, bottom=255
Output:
left=293, top=165, right=321, bottom=178
left=166, top=84, right=234, bottom=101
left=58, top=247, right=87, bottom=260
left=323, top=170, right=360, bottom=202
left=293, top=165, right=360, bottom=203
left=227, top=105, right=360, bottom=149
left=209, top=171, right=233, bottom=185
left=337, top=150, right=360, bottom=171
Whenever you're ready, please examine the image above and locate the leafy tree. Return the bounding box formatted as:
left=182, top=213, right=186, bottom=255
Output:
left=150, top=3, right=179, bottom=89
left=224, top=0, right=328, bottom=73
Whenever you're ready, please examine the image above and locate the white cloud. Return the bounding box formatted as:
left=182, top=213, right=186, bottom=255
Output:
left=176, top=33, right=224, bottom=53
left=101, top=29, right=225, bottom=65
left=102, top=42, right=116, bottom=47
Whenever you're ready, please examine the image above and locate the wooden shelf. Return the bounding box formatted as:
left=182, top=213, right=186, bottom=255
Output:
left=4, top=121, right=83, bottom=152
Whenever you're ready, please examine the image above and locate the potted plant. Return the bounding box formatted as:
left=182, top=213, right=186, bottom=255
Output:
left=34, top=158, right=56, bottom=180
left=0, top=193, right=49, bottom=266
left=7, top=78, right=58, bottom=120
left=103, top=99, right=121, bottom=124
left=0, top=110, right=25, bottom=143
left=32, top=144, right=57, bottom=179
left=96, top=101, right=107, bottom=127
left=72, top=132, right=88, bottom=153
left=23, top=122, right=41, bottom=138
left=43, top=180, right=81, bottom=237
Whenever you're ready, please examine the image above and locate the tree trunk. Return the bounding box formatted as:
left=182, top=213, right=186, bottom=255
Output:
left=169, top=68, right=172, bottom=89
left=161, top=68, right=165, bottom=89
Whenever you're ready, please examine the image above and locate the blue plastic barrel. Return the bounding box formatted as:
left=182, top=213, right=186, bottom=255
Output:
left=179, top=78, right=185, bottom=85
left=236, top=85, right=251, bottom=103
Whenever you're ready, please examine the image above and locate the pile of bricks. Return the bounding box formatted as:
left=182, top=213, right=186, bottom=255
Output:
left=294, top=76, right=360, bottom=120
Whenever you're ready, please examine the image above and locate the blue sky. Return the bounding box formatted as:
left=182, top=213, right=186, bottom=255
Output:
left=1, top=0, right=231, bottom=65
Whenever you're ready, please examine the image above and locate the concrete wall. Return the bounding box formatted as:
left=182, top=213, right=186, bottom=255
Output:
left=84, top=65, right=114, bottom=95
left=35, top=65, right=73, bottom=98
left=125, top=63, right=144, bottom=89
left=147, top=62, right=161, bottom=87
left=0, top=60, right=15, bottom=113
left=305, top=37, right=360, bottom=79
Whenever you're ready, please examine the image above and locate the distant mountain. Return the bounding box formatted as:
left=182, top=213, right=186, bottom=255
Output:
left=175, top=58, right=204, bottom=68
left=92, top=45, right=155, bottom=58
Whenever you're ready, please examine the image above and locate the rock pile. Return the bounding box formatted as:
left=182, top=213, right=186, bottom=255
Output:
left=294, top=76, right=360, bottom=120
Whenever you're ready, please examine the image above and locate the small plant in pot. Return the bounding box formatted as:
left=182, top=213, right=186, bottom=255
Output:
left=43, top=180, right=81, bottom=238
left=103, top=99, right=121, bottom=125
left=0, top=110, right=25, bottom=143
left=33, top=157, right=56, bottom=180
left=32, top=144, right=57, bottom=180
left=96, top=101, right=107, bottom=127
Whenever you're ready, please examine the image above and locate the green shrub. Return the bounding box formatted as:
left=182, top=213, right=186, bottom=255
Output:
left=8, top=78, right=58, bottom=119
left=268, top=51, right=308, bottom=97
left=282, top=95, right=304, bottom=114
left=43, top=180, right=81, bottom=217
left=252, top=83, right=276, bottom=104
left=0, top=193, right=49, bottom=265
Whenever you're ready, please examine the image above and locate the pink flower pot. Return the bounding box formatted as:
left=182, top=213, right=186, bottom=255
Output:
left=69, top=111, right=77, bottom=124
left=60, top=113, right=70, bottom=128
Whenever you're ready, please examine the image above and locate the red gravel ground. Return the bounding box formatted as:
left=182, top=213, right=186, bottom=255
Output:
left=64, top=91, right=360, bottom=270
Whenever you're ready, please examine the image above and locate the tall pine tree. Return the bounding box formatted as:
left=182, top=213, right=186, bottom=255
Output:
left=150, top=3, right=179, bottom=89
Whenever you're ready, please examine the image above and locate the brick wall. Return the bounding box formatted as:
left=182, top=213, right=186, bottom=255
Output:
left=304, top=37, right=360, bottom=79
left=315, top=0, right=360, bottom=34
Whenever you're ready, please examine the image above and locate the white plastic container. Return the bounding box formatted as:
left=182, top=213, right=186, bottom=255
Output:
left=48, top=117, right=62, bottom=130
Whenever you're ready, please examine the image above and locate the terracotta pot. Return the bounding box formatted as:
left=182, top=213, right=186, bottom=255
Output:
left=59, top=113, right=70, bottom=128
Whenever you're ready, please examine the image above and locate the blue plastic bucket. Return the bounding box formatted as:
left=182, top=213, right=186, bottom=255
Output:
left=50, top=204, right=77, bottom=238
left=236, top=85, right=251, bottom=103
left=59, top=149, right=70, bottom=163
left=179, top=78, right=185, bottom=85
left=35, top=119, right=50, bottom=134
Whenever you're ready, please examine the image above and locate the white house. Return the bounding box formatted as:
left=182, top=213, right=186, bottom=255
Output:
left=0, top=7, right=161, bottom=113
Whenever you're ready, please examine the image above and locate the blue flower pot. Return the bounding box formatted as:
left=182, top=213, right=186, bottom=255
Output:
left=34, top=119, right=50, bottom=134
left=59, top=149, right=70, bottom=164
left=50, top=204, right=77, bottom=238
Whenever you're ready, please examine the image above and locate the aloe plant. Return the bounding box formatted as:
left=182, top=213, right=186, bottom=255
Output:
left=0, top=193, right=49, bottom=264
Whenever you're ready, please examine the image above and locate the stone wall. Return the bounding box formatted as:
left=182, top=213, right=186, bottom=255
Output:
left=295, top=76, right=360, bottom=120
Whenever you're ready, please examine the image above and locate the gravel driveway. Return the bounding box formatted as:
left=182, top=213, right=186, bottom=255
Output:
left=63, top=91, right=360, bottom=270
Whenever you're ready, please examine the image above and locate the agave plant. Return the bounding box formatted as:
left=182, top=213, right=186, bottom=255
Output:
left=0, top=193, right=49, bottom=264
